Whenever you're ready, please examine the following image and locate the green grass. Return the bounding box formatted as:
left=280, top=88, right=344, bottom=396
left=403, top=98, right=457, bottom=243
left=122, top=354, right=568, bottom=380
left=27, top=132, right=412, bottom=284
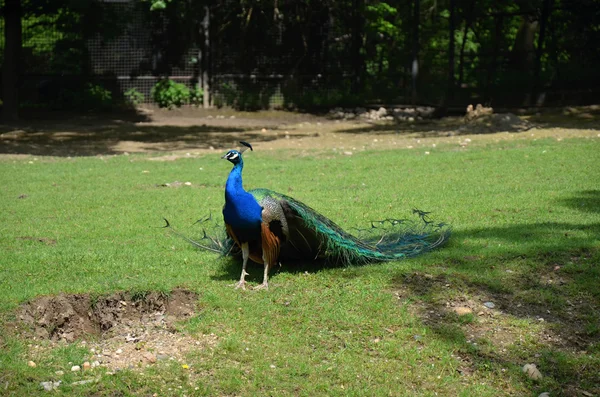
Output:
left=1, top=136, right=599, bottom=396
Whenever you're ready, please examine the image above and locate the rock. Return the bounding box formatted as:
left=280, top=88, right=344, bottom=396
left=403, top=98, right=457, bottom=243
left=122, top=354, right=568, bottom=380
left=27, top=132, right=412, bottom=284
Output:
left=522, top=363, right=543, bottom=380
left=72, top=379, right=96, bottom=386
left=55, top=370, right=64, bottom=376
left=27, top=360, right=36, bottom=368
left=40, top=381, right=61, bottom=391
left=483, top=302, right=495, bottom=309
left=143, top=352, right=157, bottom=364
left=91, top=361, right=100, bottom=368
left=453, top=307, right=473, bottom=316
left=116, top=349, right=123, bottom=354
left=83, top=361, right=91, bottom=370
left=156, top=354, right=169, bottom=361
left=538, top=393, right=550, bottom=397
left=71, top=365, right=81, bottom=372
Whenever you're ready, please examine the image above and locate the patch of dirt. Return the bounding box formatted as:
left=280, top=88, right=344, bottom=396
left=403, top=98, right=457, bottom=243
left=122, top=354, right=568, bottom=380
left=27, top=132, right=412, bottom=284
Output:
left=16, top=289, right=219, bottom=371
left=1, top=107, right=598, bottom=157
left=18, top=288, right=198, bottom=342
left=393, top=270, right=598, bottom=379
left=16, top=236, right=57, bottom=245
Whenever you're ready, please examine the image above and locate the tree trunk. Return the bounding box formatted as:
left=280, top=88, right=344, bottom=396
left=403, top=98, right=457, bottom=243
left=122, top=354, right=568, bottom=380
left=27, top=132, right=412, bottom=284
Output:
left=1, top=0, right=22, bottom=121
left=485, top=15, right=503, bottom=102
left=411, top=0, right=420, bottom=104
left=532, top=0, right=552, bottom=106
left=457, top=0, right=475, bottom=86
left=202, top=5, right=210, bottom=108
left=351, top=0, right=365, bottom=95
left=447, top=0, right=456, bottom=103
left=510, top=16, right=538, bottom=73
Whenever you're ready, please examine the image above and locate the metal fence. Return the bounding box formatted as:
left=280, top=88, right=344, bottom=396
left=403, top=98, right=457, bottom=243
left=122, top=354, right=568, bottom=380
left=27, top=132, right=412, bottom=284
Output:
left=1, top=0, right=598, bottom=110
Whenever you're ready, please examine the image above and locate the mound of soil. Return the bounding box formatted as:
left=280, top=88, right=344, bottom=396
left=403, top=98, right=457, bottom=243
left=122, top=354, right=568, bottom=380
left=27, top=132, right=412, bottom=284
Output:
left=18, top=289, right=198, bottom=342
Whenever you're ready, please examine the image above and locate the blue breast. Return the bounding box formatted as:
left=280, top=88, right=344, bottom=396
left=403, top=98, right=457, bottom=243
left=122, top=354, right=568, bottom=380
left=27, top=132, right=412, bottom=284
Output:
left=223, top=162, right=263, bottom=242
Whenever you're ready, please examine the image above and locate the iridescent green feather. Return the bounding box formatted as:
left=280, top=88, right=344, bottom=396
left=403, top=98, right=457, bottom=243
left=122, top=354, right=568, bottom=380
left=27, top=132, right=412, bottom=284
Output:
left=182, top=188, right=449, bottom=266
left=249, top=188, right=450, bottom=265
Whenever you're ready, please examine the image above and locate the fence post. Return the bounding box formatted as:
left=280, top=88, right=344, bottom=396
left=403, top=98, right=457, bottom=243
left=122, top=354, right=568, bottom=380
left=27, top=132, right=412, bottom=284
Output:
left=202, top=5, right=210, bottom=108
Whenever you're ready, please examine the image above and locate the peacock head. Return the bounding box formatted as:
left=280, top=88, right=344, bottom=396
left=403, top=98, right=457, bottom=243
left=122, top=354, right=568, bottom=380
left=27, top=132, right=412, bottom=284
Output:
left=222, top=141, right=253, bottom=165
left=222, top=149, right=243, bottom=164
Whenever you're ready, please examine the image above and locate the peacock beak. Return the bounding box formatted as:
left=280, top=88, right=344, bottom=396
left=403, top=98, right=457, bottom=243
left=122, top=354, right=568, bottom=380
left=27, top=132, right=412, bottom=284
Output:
left=221, top=154, right=228, bottom=159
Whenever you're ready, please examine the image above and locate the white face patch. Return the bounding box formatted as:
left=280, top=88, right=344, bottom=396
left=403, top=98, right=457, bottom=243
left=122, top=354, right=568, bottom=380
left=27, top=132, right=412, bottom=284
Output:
left=227, top=151, right=239, bottom=161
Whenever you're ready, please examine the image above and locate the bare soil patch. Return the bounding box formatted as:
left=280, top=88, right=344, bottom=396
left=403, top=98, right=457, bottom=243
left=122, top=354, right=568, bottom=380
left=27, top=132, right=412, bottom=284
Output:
left=15, top=289, right=217, bottom=371
left=0, top=106, right=598, bottom=157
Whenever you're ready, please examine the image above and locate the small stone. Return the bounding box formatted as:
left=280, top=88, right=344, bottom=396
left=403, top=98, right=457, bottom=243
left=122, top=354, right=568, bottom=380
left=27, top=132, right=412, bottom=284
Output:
left=72, top=379, right=95, bottom=386
left=522, top=363, right=543, bottom=380
left=343, top=151, right=353, bottom=156
left=261, top=128, right=267, bottom=132
left=55, top=370, right=64, bottom=376
left=453, top=307, right=473, bottom=316
left=40, top=381, right=61, bottom=391
left=538, top=393, right=550, bottom=397
left=184, top=182, right=192, bottom=186
left=143, top=352, right=157, bottom=364
left=116, top=349, right=123, bottom=354
left=91, top=361, right=100, bottom=368
left=27, top=360, right=36, bottom=368
left=83, top=362, right=91, bottom=370
left=270, top=364, right=276, bottom=369
left=71, top=365, right=81, bottom=372
left=483, top=302, right=495, bottom=309
left=156, top=354, right=169, bottom=361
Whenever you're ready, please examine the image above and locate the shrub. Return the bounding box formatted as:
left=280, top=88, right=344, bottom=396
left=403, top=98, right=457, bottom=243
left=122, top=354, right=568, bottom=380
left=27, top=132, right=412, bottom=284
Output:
left=151, top=79, right=190, bottom=109
left=189, top=87, right=204, bottom=106
left=124, top=88, right=145, bottom=105
left=79, top=83, right=113, bottom=110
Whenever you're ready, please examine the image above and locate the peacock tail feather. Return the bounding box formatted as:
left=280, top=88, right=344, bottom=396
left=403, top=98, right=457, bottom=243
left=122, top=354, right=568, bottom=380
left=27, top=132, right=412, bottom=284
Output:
left=253, top=188, right=450, bottom=265
left=176, top=188, right=450, bottom=266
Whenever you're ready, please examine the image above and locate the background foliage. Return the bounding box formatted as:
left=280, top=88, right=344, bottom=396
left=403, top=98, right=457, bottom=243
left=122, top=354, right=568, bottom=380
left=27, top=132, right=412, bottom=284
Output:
left=1, top=0, right=599, bottom=112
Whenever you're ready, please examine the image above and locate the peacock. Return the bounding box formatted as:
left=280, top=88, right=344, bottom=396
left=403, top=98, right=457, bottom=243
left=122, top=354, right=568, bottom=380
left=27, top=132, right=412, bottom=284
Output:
left=166, top=141, right=450, bottom=290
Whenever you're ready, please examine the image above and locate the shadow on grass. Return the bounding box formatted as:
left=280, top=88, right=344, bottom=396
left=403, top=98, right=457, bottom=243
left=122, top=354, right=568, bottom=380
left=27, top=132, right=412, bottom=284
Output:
left=335, top=119, right=462, bottom=137
left=0, top=123, right=311, bottom=157
left=527, top=106, right=600, bottom=129
left=559, top=190, right=600, bottom=214
left=392, top=221, right=600, bottom=396
left=0, top=109, right=310, bottom=157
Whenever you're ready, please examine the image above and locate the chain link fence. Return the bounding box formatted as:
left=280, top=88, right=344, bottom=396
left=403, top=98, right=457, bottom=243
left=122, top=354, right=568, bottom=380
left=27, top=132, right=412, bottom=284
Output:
left=1, top=0, right=598, bottom=111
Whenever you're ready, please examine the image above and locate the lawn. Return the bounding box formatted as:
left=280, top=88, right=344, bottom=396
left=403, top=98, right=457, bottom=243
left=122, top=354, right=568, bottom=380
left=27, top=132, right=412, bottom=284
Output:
left=0, top=123, right=599, bottom=396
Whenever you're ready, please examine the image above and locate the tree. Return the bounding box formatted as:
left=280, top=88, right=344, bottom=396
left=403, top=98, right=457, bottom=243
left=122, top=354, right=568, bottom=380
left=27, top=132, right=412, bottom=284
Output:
left=1, top=0, right=22, bottom=121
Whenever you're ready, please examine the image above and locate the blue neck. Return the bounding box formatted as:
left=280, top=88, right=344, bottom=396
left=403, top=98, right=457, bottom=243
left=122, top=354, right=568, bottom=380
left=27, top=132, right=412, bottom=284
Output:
left=223, top=157, right=262, bottom=234
left=225, top=159, right=245, bottom=198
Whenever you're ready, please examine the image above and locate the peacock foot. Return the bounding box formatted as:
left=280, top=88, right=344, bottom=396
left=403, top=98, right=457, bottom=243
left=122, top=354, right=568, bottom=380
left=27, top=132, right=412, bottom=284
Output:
left=252, top=282, right=269, bottom=291
left=231, top=280, right=247, bottom=290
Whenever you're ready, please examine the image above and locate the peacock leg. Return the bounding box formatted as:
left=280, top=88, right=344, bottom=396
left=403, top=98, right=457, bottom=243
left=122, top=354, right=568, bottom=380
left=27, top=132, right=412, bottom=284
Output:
left=253, top=262, right=270, bottom=290
left=233, top=243, right=250, bottom=290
